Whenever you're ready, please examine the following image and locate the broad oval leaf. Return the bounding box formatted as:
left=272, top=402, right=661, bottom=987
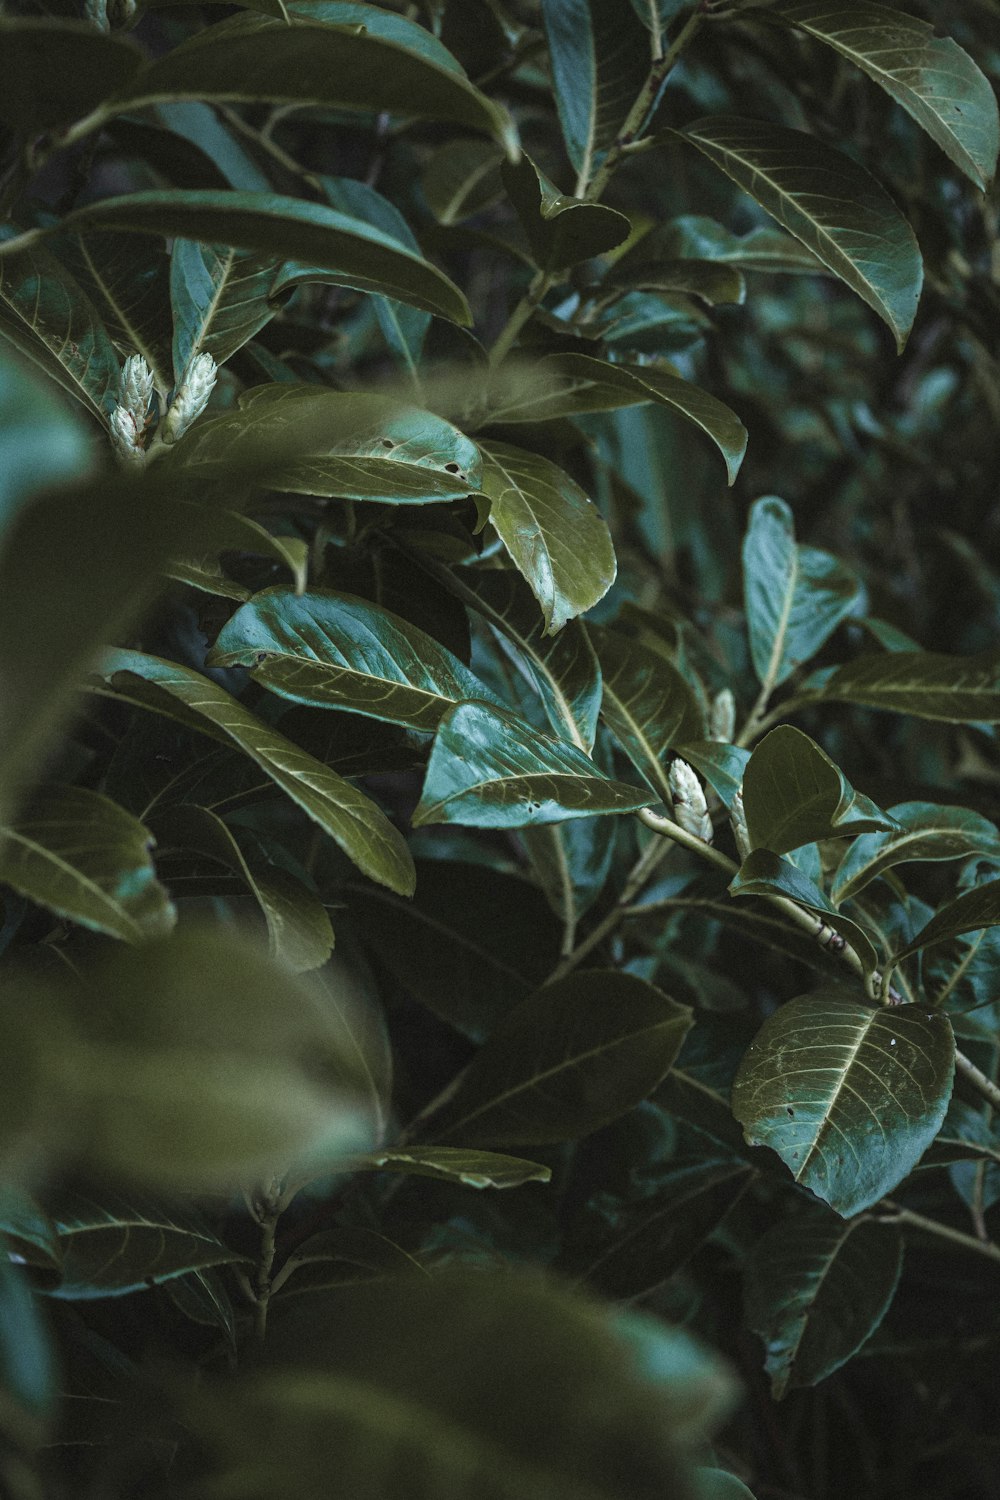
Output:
left=98, top=650, right=415, bottom=895
left=413, top=700, right=652, bottom=830
left=816, top=650, right=1000, bottom=722
left=170, top=240, right=283, bottom=381
left=427, top=970, right=693, bottom=1147
left=209, top=586, right=499, bottom=732
left=502, top=155, right=631, bottom=270
left=731, top=989, right=955, bottom=1216
left=742, top=725, right=897, bottom=854
left=729, top=849, right=879, bottom=977
left=479, top=440, right=617, bottom=633
left=180, top=385, right=481, bottom=503
left=58, top=191, right=471, bottom=326
left=0, top=20, right=142, bottom=131
left=593, top=627, right=704, bottom=802
left=771, top=1, right=999, bottom=191
left=742, top=495, right=863, bottom=690
left=680, top=116, right=923, bottom=349
left=0, top=785, right=175, bottom=944
left=831, top=802, right=1000, bottom=906
left=744, top=1205, right=903, bottom=1398
left=891, top=877, right=1000, bottom=966
left=342, top=1147, right=552, bottom=1190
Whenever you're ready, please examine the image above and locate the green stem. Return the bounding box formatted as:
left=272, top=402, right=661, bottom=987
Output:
left=489, top=269, right=553, bottom=368
left=549, top=824, right=675, bottom=981
left=882, top=1204, right=1000, bottom=1267
left=955, top=1051, right=1000, bottom=1114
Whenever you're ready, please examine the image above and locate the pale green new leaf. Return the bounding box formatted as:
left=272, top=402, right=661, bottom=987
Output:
left=593, top=627, right=704, bottom=802
left=341, top=1147, right=552, bottom=1190
left=98, top=651, right=415, bottom=895
left=731, top=989, right=955, bottom=1216
left=742, top=725, right=897, bottom=854
left=831, top=802, right=1000, bottom=905
left=816, top=650, right=1000, bottom=722
left=680, top=116, right=923, bottom=348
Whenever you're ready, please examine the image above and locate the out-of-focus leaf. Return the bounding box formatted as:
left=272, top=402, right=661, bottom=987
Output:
left=890, top=878, right=1000, bottom=965
left=0, top=1256, right=54, bottom=1443
left=635, top=214, right=824, bottom=273
left=742, top=726, right=896, bottom=854
left=422, top=139, right=505, bottom=225
left=831, top=803, right=1000, bottom=905
left=0, top=19, right=142, bottom=130
left=731, top=989, right=955, bottom=1216
left=0, top=346, right=91, bottom=527
left=342, top=1147, right=552, bottom=1190
left=594, top=627, right=704, bottom=802
left=730, top=849, right=879, bottom=976
left=815, top=651, right=1000, bottom=722
left=744, top=1204, right=903, bottom=1397
left=502, top=155, right=631, bottom=270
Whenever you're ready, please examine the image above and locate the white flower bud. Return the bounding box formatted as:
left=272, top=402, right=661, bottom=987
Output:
left=109, top=405, right=147, bottom=466
left=118, top=354, right=154, bottom=430
left=730, top=789, right=751, bottom=861
left=709, top=687, right=736, bottom=743
left=669, top=759, right=713, bottom=845
left=162, top=353, right=218, bottom=444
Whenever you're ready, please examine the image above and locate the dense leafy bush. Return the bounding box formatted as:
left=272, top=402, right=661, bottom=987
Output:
left=1, top=2, right=999, bottom=1496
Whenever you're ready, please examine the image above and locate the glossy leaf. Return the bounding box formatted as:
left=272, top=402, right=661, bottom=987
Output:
left=428, top=971, right=692, bottom=1147
left=542, top=0, right=654, bottom=181
left=209, top=586, right=499, bottom=732
left=730, top=849, right=879, bottom=977
left=732, top=990, right=955, bottom=1216
left=771, top=1, right=999, bottom=191
left=413, top=700, right=652, bottom=829
left=742, top=495, right=863, bottom=690
left=0, top=19, right=142, bottom=131
left=115, top=15, right=516, bottom=152
left=57, top=191, right=471, bottom=327
left=594, top=627, right=704, bottom=801
left=342, top=1147, right=552, bottom=1190
left=674, top=741, right=750, bottom=809
left=502, top=154, right=631, bottom=270
left=891, top=878, right=1000, bottom=966
left=57, top=231, right=173, bottom=396
left=816, top=650, right=1000, bottom=722
left=744, top=1205, right=903, bottom=1397
left=680, top=116, right=923, bottom=348
left=99, top=651, right=415, bottom=895
left=0, top=785, right=175, bottom=944
left=831, top=802, right=1000, bottom=906
left=170, top=240, right=282, bottom=380
left=479, top=440, right=617, bottom=633
left=742, top=725, right=897, bottom=854
left=181, top=385, right=481, bottom=503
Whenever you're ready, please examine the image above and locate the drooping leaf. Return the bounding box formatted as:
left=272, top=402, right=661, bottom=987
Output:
left=831, top=803, right=1000, bottom=906
left=243, top=0, right=468, bottom=72
left=743, top=1205, right=903, bottom=1397
left=98, top=651, right=415, bottom=895
left=342, top=1147, right=552, bottom=1190
left=742, top=495, right=863, bottom=690
left=413, top=700, right=652, bottom=829
left=594, top=627, right=705, bottom=802
left=771, top=1, right=999, bottom=191
left=479, top=440, right=617, bottom=633
left=502, top=154, right=631, bottom=270
left=815, top=650, right=1000, bottom=722
left=0, top=785, right=175, bottom=944
left=208, top=586, right=499, bottom=732
left=427, top=970, right=693, bottom=1147
left=741, top=725, right=897, bottom=854
left=0, top=19, right=142, bottom=131
left=180, top=385, right=481, bottom=503
left=731, top=989, right=955, bottom=1216
left=730, top=849, right=879, bottom=976
left=891, top=878, right=1000, bottom=966
left=679, top=116, right=923, bottom=348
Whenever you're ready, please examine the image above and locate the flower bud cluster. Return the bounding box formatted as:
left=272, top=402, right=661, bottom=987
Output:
left=668, top=759, right=713, bottom=845
left=109, top=354, right=155, bottom=466
left=709, top=687, right=736, bottom=743
left=161, top=354, right=218, bottom=444
left=730, top=789, right=751, bottom=861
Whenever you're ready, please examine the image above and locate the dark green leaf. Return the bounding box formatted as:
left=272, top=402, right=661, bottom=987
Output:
left=771, top=1, right=999, bottom=191
left=0, top=20, right=142, bottom=131
left=731, top=989, right=955, bottom=1215
left=479, top=440, right=617, bottom=632
left=342, top=1147, right=552, bottom=1189
left=170, top=240, right=282, bottom=380
left=542, top=0, right=654, bottom=182
left=729, top=849, right=879, bottom=976
left=0, top=1187, right=62, bottom=1276
left=891, top=878, right=1000, bottom=965
left=245, top=0, right=467, bottom=73
left=0, top=346, right=91, bottom=527
left=742, top=725, right=897, bottom=854
left=413, top=700, right=652, bottom=829
left=606, top=255, right=746, bottom=306
left=816, top=650, right=1000, bottom=722
left=57, top=231, right=173, bottom=396
left=0, top=1257, right=54, bottom=1438
left=422, top=140, right=505, bottom=225
left=680, top=116, right=923, bottom=348
left=831, top=802, right=1000, bottom=905
left=744, top=1205, right=903, bottom=1397
left=742, top=495, right=863, bottom=690
left=428, top=970, right=693, bottom=1147
left=275, top=1227, right=426, bottom=1298
left=693, top=1470, right=757, bottom=1500
left=98, top=650, right=415, bottom=895
left=502, top=154, right=631, bottom=270
left=637, top=213, right=824, bottom=273
left=674, top=741, right=749, bottom=809
left=0, top=784, right=175, bottom=943
left=594, top=627, right=705, bottom=801
left=209, top=586, right=498, bottom=731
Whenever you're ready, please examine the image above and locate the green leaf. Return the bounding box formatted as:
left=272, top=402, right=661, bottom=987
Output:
left=413, top=700, right=652, bottom=830
left=731, top=989, right=955, bottom=1216
left=479, top=440, right=617, bottom=633
left=98, top=651, right=415, bottom=895
left=342, top=1147, right=552, bottom=1190
left=679, top=116, right=923, bottom=349
left=59, top=191, right=472, bottom=327
left=502, top=154, right=631, bottom=270
left=744, top=1205, right=903, bottom=1397
left=541, top=0, right=654, bottom=181
left=170, top=241, right=283, bottom=381
left=815, top=650, right=1000, bottom=722
left=729, top=849, right=879, bottom=977
left=0, top=1256, right=54, bottom=1437
left=151, top=805, right=334, bottom=972
left=275, top=1227, right=426, bottom=1299
left=428, top=971, right=692, bottom=1147
left=208, top=586, right=499, bottom=732
left=831, top=802, right=1000, bottom=906
left=742, top=495, right=863, bottom=690
left=47, top=1190, right=249, bottom=1298
left=637, top=213, right=825, bottom=273
left=606, top=256, right=746, bottom=307
left=891, top=878, right=1000, bottom=966
left=693, top=1470, right=758, bottom=1500
left=115, top=15, right=516, bottom=153
left=56, top=231, right=173, bottom=397
left=0, top=785, right=175, bottom=944
left=487, top=354, right=747, bottom=486
left=593, top=627, right=704, bottom=802
left=771, top=1, right=999, bottom=192
left=742, top=725, right=897, bottom=854
left=0, top=232, right=122, bottom=424
left=0, top=1187, right=62, bottom=1276
left=422, top=139, right=505, bottom=225
left=674, top=741, right=749, bottom=810
left=0, top=346, right=91, bottom=527
left=181, top=385, right=481, bottom=503
left=0, top=19, right=142, bottom=131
